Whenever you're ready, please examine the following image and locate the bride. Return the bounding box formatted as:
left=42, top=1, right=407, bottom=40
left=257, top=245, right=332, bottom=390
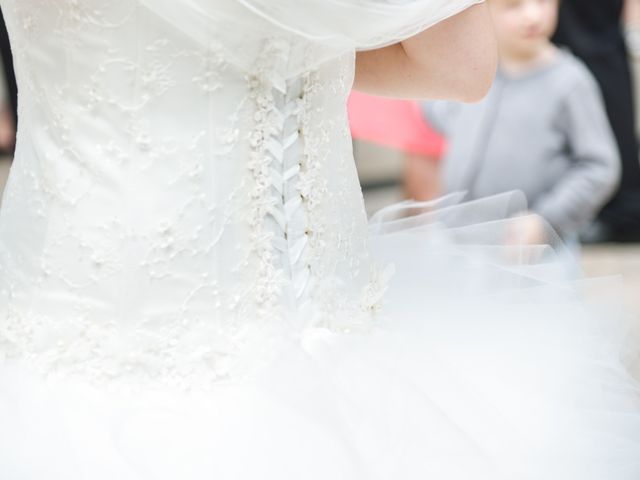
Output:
left=0, top=0, right=638, bottom=478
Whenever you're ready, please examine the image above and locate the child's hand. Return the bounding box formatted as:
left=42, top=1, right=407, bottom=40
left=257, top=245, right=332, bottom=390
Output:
left=507, top=212, right=547, bottom=246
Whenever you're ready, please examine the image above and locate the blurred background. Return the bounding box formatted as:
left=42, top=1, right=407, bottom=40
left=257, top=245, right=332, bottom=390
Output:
left=348, top=1, right=640, bottom=321
left=0, top=2, right=638, bottom=322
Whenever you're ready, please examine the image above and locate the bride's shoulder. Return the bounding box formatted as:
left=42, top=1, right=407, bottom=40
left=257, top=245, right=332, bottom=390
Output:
left=355, top=2, right=496, bottom=102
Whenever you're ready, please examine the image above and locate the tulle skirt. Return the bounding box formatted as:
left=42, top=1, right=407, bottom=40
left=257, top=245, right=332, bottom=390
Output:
left=1, top=192, right=640, bottom=479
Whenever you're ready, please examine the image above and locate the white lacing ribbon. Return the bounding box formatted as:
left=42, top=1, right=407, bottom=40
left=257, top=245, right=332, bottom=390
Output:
left=264, top=80, right=313, bottom=301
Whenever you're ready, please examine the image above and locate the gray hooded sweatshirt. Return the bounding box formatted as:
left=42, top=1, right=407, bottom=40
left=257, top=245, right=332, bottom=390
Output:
left=423, top=49, right=621, bottom=239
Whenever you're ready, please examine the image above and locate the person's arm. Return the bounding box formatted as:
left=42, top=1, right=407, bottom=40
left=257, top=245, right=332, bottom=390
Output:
left=530, top=76, right=621, bottom=239
left=625, top=0, right=640, bottom=26
left=624, top=0, right=640, bottom=57
left=353, top=3, right=497, bottom=102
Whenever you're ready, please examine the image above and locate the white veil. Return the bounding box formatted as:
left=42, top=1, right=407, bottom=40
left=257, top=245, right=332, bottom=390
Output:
left=138, top=0, right=483, bottom=79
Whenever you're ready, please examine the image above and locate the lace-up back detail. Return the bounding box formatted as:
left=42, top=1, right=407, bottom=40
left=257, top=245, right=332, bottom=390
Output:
left=0, top=0, right=387, bottom=389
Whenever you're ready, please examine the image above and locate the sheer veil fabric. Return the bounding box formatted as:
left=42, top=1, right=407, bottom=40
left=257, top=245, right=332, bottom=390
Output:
left=139, top=0, right=484, bottom=80
left=0, top=0, right=639, bottom=479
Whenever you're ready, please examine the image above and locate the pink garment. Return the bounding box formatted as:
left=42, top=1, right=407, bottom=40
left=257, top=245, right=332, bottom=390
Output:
left=347, top=91, right=445, bottom=157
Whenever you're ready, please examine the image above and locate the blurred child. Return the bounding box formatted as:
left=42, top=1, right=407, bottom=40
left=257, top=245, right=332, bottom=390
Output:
left=423, top=0, right=620, bottom=247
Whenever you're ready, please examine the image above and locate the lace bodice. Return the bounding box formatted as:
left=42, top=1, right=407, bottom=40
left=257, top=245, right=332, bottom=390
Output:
left=0, top=0, right=480, bottom=388
left=0, top=0, right=393, bottom=388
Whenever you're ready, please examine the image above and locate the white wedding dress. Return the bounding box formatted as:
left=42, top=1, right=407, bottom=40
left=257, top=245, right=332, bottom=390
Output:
left=0, top=0, right=639, bottom=478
